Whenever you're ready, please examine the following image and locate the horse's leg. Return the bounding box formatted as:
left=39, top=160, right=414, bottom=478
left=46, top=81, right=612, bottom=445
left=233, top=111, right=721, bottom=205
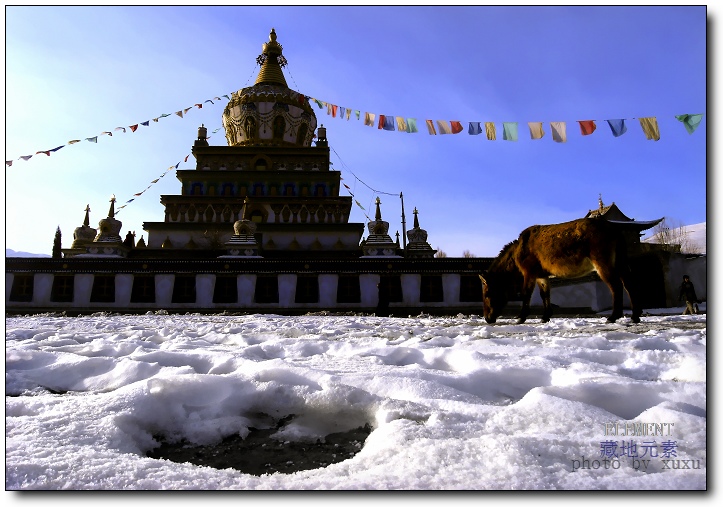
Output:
left=537, top=278, right=552, bottom=322
left=596, top=267, right=624, bottom=322
left=517, top=276, right=536, bottom=324
left=620, top=267, right=641, bottom=323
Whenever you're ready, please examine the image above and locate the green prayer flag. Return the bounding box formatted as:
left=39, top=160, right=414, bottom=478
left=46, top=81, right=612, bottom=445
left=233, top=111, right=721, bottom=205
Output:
left=675, top=114, right=704, bottom=134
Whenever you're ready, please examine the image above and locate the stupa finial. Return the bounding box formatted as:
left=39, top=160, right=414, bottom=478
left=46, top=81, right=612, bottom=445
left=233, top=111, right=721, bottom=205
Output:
left=108, top=195, right=116, bottom=218
left=255, top=28, right=287, bottom=86
left=375, top=197, right=382, bottom=221
left=83, top=204, right=91, bottom=227
left=413, top=207, right=420, bottom=229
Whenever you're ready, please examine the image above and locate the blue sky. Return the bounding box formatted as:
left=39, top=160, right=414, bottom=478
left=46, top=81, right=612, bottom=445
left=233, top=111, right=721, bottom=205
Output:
left=3, top=5, right=709, bottom=257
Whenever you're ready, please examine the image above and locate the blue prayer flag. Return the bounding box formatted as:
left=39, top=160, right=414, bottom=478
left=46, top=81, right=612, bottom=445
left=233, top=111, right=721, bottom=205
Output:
left=606, top=119, right=627, bottom=137
left=468, top=122, right=482, bottom=135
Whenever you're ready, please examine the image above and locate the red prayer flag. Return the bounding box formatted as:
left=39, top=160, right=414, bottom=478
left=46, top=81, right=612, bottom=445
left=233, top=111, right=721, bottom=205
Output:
left=6, top=160, right=12, bottom=166
left=129, top=124, right=139, bottom=132
left=578, top=120, right=597, bottom=136
left=450, top=121, right=464, bottom=134
left=378, top=115, right=385, bottom=129
left=184, top=155, right=190, bottom=162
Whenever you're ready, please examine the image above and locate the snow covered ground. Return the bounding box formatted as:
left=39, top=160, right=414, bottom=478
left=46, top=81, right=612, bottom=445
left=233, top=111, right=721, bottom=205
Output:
left=5, top=311, right=707, bottom=490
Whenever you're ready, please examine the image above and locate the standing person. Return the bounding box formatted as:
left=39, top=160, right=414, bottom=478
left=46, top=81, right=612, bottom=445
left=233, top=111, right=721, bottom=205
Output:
left=678, top=275, right=699, bottom=315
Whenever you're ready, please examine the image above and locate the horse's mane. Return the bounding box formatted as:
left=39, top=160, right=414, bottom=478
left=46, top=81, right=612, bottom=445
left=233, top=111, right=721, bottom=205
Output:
left=489, top=239, right=519, bottom=273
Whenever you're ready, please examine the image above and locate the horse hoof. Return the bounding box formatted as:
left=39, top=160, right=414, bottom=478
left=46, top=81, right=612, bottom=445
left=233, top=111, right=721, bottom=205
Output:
left=541, top=318, right=550, bottom=323
left=606, top=316, right=618, bottom=323
left=516, top=318, right=527, bottom=324
left=631, top=316, right=641, bottom=324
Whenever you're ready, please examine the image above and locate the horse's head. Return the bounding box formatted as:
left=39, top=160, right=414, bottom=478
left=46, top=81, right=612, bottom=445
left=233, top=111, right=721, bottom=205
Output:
left=479, top=271, right=511, bottom=324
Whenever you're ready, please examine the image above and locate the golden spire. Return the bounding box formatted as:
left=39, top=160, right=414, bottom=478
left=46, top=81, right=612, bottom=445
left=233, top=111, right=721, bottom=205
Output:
left=255, top=28, right=288, bottom=87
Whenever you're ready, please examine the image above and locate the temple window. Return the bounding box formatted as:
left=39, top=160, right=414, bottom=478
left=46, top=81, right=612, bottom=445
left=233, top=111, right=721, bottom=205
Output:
left=255, top=275, right=279, bottom=303
left=213, top=276, right=238, bottom=304
left=273, top=116, right=286, bottom=140
left=295, top=275, right=319, bottom=304
left=50, top=275, right=74, bottom=302
left=336, top=275, right=361, bottom=304
left=172, top=275, right=196, bottom=303
left=420, top=275, right=444, bottom=303
left=131, top=275, right=156, bottom=303
left=244, top=117, right=256, bottom=140
left=380, top=275, right=404, bottom=303
left=459, top=275, right=483, bottom=302
left=255, top=159, right=267, bottom=171
left=251, top=210, right=263, bottom=223
left=90, top=275, right=115, bottom=303
left=9, top=274, right=34, bottom=302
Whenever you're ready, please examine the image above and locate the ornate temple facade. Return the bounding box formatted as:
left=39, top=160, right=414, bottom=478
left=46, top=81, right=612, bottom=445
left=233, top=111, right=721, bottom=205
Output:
left=5, top=29, right=490, bottom=315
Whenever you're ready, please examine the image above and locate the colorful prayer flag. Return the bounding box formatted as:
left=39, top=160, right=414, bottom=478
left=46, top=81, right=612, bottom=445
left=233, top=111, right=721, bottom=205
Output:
left=114, top=127, right=126, bottom=133
left=406, top=118, right=418, bottom=133
left=20, top=155, right=33, bottom=161
left=396, top=117, right=407, bottom=132
left=578, top=120, right=597, bottom=136
left=314, top=98, right=324, bottom=109
left=339, top=107, right=345, bottom=118
left=129, top=125, right=139, bottom=132
left=550, top=122, right=567, bottom=143
left=528, top=122, right=544, bottom=139
left=102, top=131, right=113, bottom=136
left=141, top=121, right=150, bottom=127
left=468, top=122, right=482, bottom=135
left=436, top=121, right=452, bottom=134
left=426, top=120, right=437, bottom=135
left=332, top=105, right=338, bottom=118
left=6, top=160, right=12, bottom=166
left=195, top=104, right=203, bottom=108
left=605, top=119, right=627, bottom=137
left=184, top=107, right=192, bottom=114
left=450, top=121, right=464, bottom=134
left=503, top=122, right=518, bottom=141
left=675, top=114, right=704, bottom=134
left=383, top=116, right=396, bottom=131
left=378, top=115, right=385, bottom=129
left=364, top=112, right=375, bottom=127
left=485, top=122, right=497, bottom=140
left=184, top=155, right=190, bottom=162
left=355, top=110, right=360, bottom=120
left=176, top=111, right=183, bottom=118
left=638, top=117, right=660, bottom=141
left=68, top=140, right=81, bottom=144
left=86, top=137, right=98, bottom=143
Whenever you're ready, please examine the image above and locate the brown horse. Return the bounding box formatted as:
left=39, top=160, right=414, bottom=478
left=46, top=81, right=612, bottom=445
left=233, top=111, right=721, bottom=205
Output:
left=479, top=218, right=642, bottom=324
